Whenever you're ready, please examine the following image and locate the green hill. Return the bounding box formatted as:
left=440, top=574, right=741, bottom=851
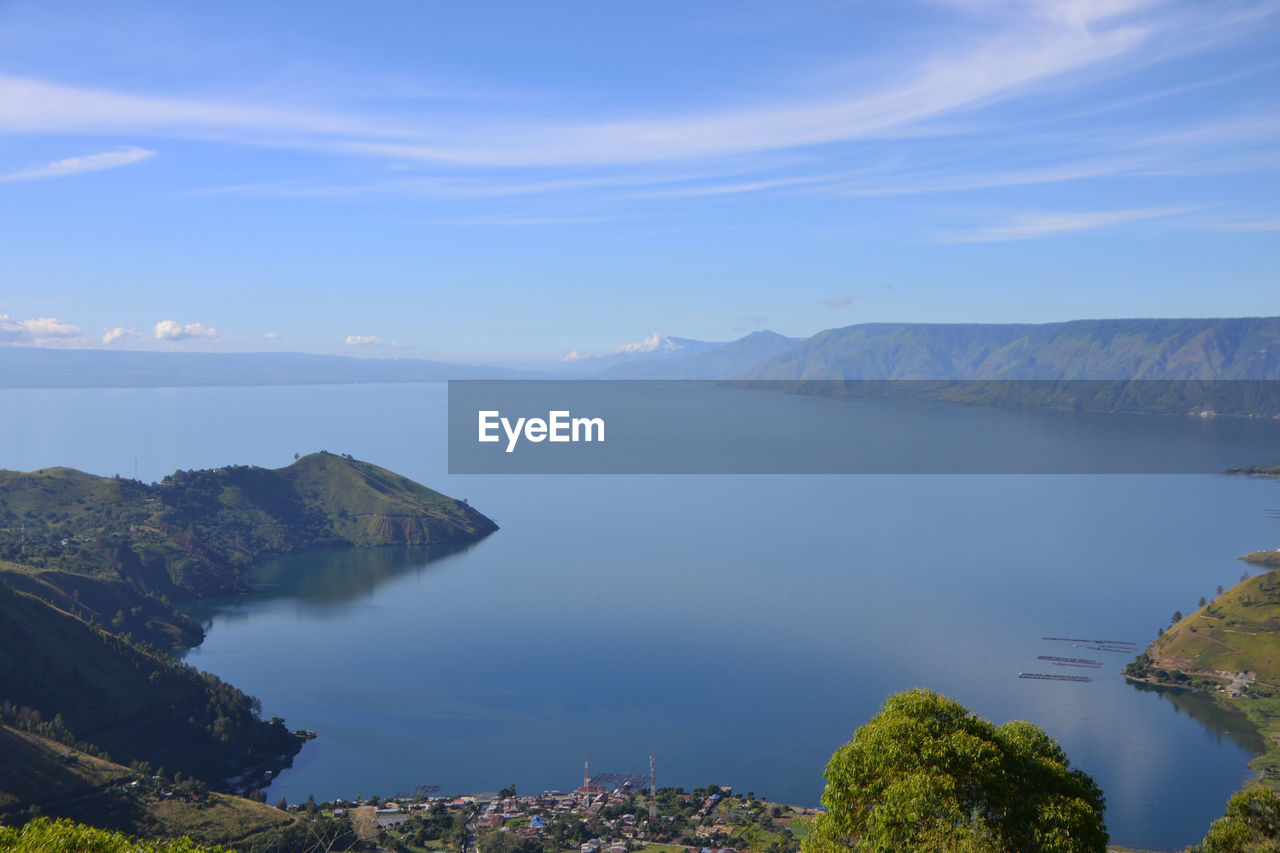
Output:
left=1132, top=572, right=1280, bottom=687
left=0, top=452, right=498, bottom=598
left=0, top=582, right=299, bottom=789
left=1124, top=569, right=1280, bottom=782
left=0, top=453, right=496, bottom=800
left=0, top=725, right=293, bottom=849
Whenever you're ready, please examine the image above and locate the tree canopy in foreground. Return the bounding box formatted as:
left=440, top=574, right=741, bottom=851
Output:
left=1198, top=788, right=1280, bottom=852
left=0, top=817, right=224, bottom=852
left=803, top=688, right=1107, bottom=853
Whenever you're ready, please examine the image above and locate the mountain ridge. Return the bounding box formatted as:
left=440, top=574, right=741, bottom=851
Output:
left=739, top=317, right=1280, bottom=381
left=0, top=347, right=522, bottom=388
left=0, top=452, right=498, bottom=599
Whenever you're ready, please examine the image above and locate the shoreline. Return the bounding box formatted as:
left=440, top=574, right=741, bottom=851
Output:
left=1123, top=564, right=1280, bottom=791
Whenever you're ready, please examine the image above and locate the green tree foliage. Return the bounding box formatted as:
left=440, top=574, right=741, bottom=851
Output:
left=397, top=800, right=464, bottom=846
left=478, top=829, right=541, bottom=853
left=0, top=817, right=225, bottom=852
left=804, top=689, right=1107, bottom=853
left=1197, top=788, right=1280, bottom=852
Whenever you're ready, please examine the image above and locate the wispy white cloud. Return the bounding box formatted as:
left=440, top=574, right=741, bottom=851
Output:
left=343, top=23, right=1147, bottom=167
left=0, top=0, right=1271, bottom=253
left=940, top=205, right=1196, bottom=242
left=637, top=172, right=860, bottom=199
left=186, top=161, right=781, bottom=201
left=0, top=75, right=383, bottom=139
left=837, top=156, right=1148, bottom=197
left=1139, top=111, right=1280, bottom=151
left=154, top=320, right=219, bottom=340
left=0, top=0, right=1205, bottom=169
left=0, top=313, right=81, bottom=344
left=1211, top=217, right=1280, bottom=232
left=0, top=146, right=154, bottom=183
left=344, top=333, right=382, bottom=346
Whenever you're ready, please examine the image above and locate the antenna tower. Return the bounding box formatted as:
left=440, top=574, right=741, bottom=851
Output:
left=649, top=754, right=657, bottom=822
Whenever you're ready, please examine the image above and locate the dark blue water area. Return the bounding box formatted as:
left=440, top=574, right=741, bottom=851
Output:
left=4, top=383, right=1280, bottom=849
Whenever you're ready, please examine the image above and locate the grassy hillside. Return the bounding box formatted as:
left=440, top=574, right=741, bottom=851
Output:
left=0, top=453, right=495, bottom=840
left=1124, top=570, right=1280, bottom=780
left=0, top=560, right=201, bottom=648
left=0, top=452, right=498, bottom=598
left=0, top=726, right=293, bottom=849
left=742, top=317, right=1280, bottom=382
left=0, top=581, right=300, bottom=789
left=1136, top=572, right=1280, bottom=681
left=279, top=451, right=495, bottom=547
left=0, top=724, right=131, bottom=816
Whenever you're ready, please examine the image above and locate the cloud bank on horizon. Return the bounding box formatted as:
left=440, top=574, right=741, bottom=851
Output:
left=0, top=0, right=1277, bottom=359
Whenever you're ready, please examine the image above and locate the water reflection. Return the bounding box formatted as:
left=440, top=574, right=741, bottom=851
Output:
left=1130, top=680, right=1267, bottom=757
left=181, top=543, right=478, bottom=626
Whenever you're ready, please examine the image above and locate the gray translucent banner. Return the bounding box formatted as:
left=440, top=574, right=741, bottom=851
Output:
left=447, top=380, right=1280, bottom=474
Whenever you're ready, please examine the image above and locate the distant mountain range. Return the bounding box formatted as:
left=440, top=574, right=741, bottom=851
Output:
left=740, top=318, right=1280, bottom=380
left=3, top=317, right=1280, bottom=387
left=0, top=348, right=521, bottom=387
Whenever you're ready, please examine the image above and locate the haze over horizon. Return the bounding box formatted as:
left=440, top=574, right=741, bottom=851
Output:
left=2, top=0, right=1279, bottom=360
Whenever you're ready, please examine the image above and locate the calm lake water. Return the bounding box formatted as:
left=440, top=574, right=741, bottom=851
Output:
left=4, top=383, right=1280, bottom=850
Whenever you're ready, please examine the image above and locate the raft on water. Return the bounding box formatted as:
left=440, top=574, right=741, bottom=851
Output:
left=1018, top=672, right=1092, bottom=683
left=1039, top=655, right=1102, bottom=667
left=1042, top=636, right=1136, bottom=646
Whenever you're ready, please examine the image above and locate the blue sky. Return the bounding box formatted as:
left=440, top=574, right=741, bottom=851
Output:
left=1, top=0, right=1278, bottom=361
